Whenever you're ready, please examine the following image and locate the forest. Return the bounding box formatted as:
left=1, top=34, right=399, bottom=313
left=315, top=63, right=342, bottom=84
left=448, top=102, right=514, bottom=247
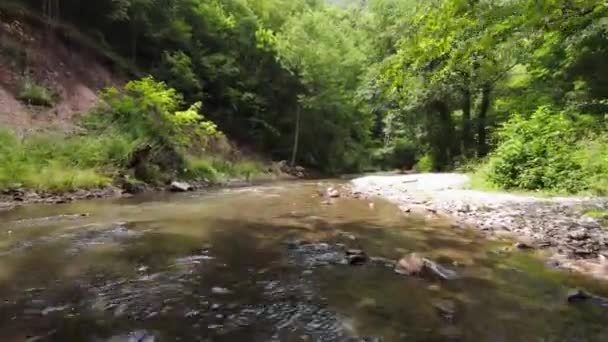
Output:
left=1, top=0, right=607, bottom=194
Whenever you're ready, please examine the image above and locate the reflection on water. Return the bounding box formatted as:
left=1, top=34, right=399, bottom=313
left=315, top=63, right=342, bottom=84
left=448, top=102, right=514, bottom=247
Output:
left=0, top=181, right=607, bottom=341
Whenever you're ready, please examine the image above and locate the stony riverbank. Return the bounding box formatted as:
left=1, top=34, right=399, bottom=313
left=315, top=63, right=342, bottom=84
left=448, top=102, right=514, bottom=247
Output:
left=0, top=168, right=299, bottom=211
left=350, top=174, right=608, bottom=280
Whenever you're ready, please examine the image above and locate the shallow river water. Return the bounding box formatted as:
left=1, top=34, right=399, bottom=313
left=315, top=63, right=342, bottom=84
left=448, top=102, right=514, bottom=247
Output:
left=1, top=181, right=607, bottom=341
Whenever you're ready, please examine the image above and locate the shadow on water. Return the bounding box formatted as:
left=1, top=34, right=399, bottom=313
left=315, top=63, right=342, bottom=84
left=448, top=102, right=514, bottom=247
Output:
left=0, top=181, right=607, bottom=341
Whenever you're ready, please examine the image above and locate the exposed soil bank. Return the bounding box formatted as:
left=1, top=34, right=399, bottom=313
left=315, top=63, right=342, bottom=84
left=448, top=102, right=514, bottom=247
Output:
left=351, top=173, right=608, bottom=280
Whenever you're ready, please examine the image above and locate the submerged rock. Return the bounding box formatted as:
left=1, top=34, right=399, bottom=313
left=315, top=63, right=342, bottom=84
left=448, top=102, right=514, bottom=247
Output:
left=567, top=289, right=608, bottom=307
left=395, top=254, right=458, bottom=280
left=395, top=254, right=425, bottom=276
left=326, top=187, right=340, bottom=198
left=514, top=242, right=534, bottom=250
left=567, top=289, right=591, bottom=303
left=346, top=249, right=368, bottom=265
left=106, top=330, right=156, bottom=342
left=568, top=229, right=589, bottom=241
left=423, top=259, right=458, bottom=280
left=432, top=299, right=457, bottom=322
left=211, top=287, right=233, bottom=295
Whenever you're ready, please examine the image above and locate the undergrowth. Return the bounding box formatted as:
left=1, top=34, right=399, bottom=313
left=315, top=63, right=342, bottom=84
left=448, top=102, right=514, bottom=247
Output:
left=17, top=77, right=55, bottom=107
left=475, top=107, right=608, bottom=195
left=0, top=77, right=266, bottom=193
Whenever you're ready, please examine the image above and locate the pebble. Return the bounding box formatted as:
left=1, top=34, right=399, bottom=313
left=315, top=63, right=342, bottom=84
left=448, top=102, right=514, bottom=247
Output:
left=350, top=174, right=608, bottom=278
left=211, top=287, right=232, bottom=295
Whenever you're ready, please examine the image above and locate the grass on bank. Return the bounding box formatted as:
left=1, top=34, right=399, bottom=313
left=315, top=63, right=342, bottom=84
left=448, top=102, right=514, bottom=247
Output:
left=0, top=129, right=266, bottom=192
left=184, top=157, right=265, bottom=182
left=17, top=77, right=56, bottom=107
left=0, top=129, right=125, bottom=191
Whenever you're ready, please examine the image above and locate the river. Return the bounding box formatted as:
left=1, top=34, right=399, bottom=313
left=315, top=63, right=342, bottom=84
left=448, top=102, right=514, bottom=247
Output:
left=0, top=180, right=607, bottom=341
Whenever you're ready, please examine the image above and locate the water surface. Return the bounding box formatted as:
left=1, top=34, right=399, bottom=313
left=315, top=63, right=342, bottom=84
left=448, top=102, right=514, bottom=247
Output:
left=0, top=181, right=607, bottom=341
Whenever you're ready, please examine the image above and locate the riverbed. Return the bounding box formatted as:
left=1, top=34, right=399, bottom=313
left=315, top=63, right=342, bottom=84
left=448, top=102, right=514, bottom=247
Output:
left=1, top=180, right=607, bottom=341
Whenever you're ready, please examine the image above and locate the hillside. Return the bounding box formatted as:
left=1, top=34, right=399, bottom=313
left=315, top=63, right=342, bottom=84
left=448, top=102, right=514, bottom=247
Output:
left=0, top=7, right=121, bottom=133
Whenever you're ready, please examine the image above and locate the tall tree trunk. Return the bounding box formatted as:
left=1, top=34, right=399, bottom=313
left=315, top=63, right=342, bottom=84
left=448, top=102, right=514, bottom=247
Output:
left=477, top=84, right=492, bottom=157
left=131, top=21, right=138, bottom=65
left=290, top=105, right=301, bottom=167
left=432, top=100, right=454, bottom=170
left=462, top=87, right=472, bottom=157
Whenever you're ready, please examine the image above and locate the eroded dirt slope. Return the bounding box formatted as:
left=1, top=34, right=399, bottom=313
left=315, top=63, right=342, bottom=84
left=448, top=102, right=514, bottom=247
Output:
left=0, top=10, right=122, bottom=133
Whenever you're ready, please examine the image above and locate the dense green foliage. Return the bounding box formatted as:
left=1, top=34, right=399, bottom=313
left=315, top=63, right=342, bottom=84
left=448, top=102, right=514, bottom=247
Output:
left=487, top=107, right=596, bottom=193
left=0, top=78, right=263, bottom=191
left=364, top=0, right=608, bottom=193
left=2, top=0, right=608, bottom=193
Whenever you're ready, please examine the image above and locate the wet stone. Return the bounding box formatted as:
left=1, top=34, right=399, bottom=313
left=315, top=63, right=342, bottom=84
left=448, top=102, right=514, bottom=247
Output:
left=514, top=242, right=534, bottom=250
left=433, top=299, right=457, bottom=323
left=106, top=330, right=156, bottom=342
left=395, top=254, right=458, bottom=280
left=568, top=229, right=589, bottom=241
left=287, top=242, right=347, bottom=268
left=346, top=249, right=368, bottom=265
left=567, top=289, right=591, bottom=303
left=211, top=287, right=232, bottom=295
left=169, top=181, right=193, bottom=192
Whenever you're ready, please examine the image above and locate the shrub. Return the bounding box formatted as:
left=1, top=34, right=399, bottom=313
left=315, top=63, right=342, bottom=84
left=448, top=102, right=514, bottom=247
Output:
left=18, top=77, right=54, bottom=107
left=182, top=156, right=264, bottom=182
left=485, top=106, right=605, bottom=194
left=231, top=160, right=264, bottom=179
left=183, top=157, right=219, bottom=181
left=372, top=138, right=419, bottom=170
left=81, top=77, right=224, bottom=183
left=575, top=135, right=608, bottom=195
left=415, top=153, right=435, bottom=172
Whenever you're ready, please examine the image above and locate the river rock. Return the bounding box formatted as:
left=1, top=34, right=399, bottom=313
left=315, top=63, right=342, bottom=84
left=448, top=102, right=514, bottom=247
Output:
left=211, top=287, right=232, bottom=295
left=122, top=181, right=146, bottom=195
left=395, top=254, right=458, bottom=280
left=369, top=256, right=396, bottom=268
left=423, top=258, right=458, bottom=280
left=395, top=254, right=425, bottom=275
left=326, top=187, right=340, bottom=198
left=106, top=330, right=155, bottom=342
left=567, top=289, right=591, bottom=303
left=432, top=299, right=456, bottom=322
left=568, top=229, right=589, bottom=241
left=345, top=249, right=367, bottom=265
left=567, top=289, right=608, bottom=307
left=169, top=181, right=193, bottom=192
left=514, top=241, right=534, bottom=250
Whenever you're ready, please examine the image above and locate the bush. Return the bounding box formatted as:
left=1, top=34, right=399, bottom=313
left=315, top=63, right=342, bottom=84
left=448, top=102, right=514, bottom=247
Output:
left=183, top=157, right=219, bottom=181
left=0, top=77, right=255, bottom=193
left=415, top=153, right=435, bottom=172
left=83, top=77, right=223, bottom=183
left=484, top=106, right=606, bottom=194
left=182, top=156, right=264, bottom=182
left=18, top=77, right=54, bottom=106
left=372, top=138, right=419, bottom=170
left=231, top=160, right=264, bottom=179
left=575, top=135, right=608, bottom=195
